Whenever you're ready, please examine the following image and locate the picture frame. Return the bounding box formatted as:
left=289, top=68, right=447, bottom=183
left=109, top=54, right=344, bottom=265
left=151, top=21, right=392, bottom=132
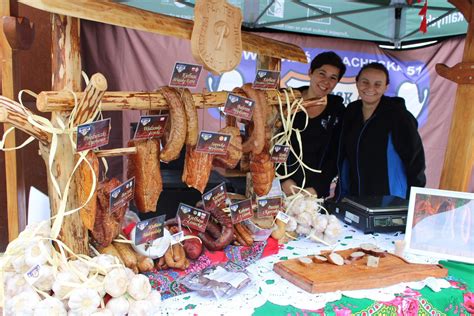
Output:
left=405, top=187, right=474, bottom=264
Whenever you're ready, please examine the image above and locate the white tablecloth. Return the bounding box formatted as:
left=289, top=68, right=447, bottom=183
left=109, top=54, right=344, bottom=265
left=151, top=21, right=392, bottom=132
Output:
left=160, top=223, right=446, bottom=315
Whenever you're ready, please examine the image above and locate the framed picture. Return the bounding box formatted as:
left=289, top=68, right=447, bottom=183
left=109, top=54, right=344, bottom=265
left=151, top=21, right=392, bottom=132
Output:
left=405, top=187, right=474, bottom=264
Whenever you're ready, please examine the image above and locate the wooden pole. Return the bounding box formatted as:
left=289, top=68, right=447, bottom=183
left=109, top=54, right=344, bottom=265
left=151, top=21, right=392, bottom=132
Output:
left=0, top=0, right=29, bottom=241
left=36, top=89, right=302, bottom=112
left=40, top=14, right=90, bottom=254
left=437, top=0, right=474, bottom=191
left=17, top=0, right=307, bottom=63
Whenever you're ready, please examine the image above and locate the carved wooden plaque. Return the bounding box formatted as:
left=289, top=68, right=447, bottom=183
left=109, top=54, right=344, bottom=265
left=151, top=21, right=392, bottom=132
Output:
left=191, top=0, right=243, bottom=74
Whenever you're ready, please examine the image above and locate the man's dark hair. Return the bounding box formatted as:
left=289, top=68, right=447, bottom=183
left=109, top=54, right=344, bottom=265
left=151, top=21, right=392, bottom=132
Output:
left=356, top=62, right=390, bottom=85
left=310, top=51, right=346, bottom=81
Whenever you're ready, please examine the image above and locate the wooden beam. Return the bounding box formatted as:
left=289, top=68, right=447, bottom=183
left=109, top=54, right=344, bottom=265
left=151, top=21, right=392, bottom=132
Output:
left=1, top=0, right=28, bottom=241
left=18, top=0, right=307, bottom=63
left=438, top=2, right=474, bottom=191
left=36, top=89, right=303, bottom=112
left=436, top=62, right=474, bottom=84
left=448, top=0, right=471, bottom=22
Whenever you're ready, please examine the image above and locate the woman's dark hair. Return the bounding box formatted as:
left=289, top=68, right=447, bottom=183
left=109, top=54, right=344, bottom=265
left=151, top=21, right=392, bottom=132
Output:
left=356, top=62, right=390, bottom=85
left=310, top=51, right=346, bottom=81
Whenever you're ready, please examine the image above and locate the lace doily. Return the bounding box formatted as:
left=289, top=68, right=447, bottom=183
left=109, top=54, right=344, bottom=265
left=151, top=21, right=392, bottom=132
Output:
left=160, top=223, right=450, bottom=315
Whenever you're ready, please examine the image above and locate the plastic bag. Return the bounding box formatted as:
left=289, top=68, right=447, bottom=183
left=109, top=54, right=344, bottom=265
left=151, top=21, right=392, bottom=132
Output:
left=181, top=263, right=252, bottom=299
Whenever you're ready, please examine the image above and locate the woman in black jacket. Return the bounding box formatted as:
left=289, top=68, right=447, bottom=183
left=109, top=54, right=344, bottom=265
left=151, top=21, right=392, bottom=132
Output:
left=336, top=62, right=426, bottom=200
left=281, top=51, right=346, bottom=197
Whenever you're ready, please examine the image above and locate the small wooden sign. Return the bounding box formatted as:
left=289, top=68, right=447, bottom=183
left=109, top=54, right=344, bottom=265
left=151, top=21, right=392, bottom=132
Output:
left=177, top=203, right=210, bottom=233
left=169, top=62, right=203, bottom=88
left=230, top=198, right=254, bottom=224
left=134, top=215, right=166, bottom=246
left=76, top=118, right=110, bottom=152
left=253, top=69, right=280, bottom=90
left=133, top=115, right=168, bottom=139
left=271, top=145, right=290, bottom=163
left=195, top=130, right=231, bottom=155
left=109, top=178, right=135, bottom=213
left=256, top=196, right=282, bottom=218
left=202, top=182, right=229, bottom=211
left=191, top=0, right=243, bottom=74
left=223, top=93, right=255, bottom=121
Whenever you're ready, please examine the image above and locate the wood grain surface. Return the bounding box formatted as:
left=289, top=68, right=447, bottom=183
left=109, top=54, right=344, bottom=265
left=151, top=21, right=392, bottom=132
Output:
left=273, top=248, right=448, bottom=293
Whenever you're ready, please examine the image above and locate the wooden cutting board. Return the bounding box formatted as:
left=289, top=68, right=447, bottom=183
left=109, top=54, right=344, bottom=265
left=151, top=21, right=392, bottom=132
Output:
left=273, top=248, right=448, bottom=293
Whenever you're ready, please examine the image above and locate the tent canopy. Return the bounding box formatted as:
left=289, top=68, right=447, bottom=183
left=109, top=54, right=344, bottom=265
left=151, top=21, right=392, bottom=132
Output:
left=117, top=0, right=467, bottom=48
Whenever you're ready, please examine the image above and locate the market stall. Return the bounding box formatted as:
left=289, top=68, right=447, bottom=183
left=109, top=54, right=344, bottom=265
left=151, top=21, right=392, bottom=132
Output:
left=1, top=0, right=473, bottom=315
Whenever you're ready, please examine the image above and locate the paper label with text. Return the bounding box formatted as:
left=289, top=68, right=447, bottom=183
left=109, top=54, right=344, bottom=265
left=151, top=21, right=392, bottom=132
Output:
left=177, top=203, right=210, bottom=233
left=76, top=118, right=110, bottom=152
left=134, top=115, right=168, bottom=139
left=109, top=177, right=135, bottom=213
left=169, top=62, right=202, bottom=88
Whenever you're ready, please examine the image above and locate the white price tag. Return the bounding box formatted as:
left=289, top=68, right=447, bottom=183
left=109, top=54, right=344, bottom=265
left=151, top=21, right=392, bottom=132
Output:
left=276, top=211, right=290, bottom=224
left=170, top=231, right=184, bottom=245
left=24, top=264, right=42, bottom=285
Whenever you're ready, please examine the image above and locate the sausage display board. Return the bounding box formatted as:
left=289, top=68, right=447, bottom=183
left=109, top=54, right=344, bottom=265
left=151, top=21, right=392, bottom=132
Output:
left=273, top=248, right=448, bottom=293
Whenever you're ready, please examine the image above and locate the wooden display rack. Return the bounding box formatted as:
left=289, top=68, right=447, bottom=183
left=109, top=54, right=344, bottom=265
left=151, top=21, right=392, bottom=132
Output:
left=0, top=0, right=305, bottom=253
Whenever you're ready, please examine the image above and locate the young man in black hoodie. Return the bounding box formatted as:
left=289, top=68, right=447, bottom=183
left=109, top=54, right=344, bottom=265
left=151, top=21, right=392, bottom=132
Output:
left=336, top=62, right=426, bottom=200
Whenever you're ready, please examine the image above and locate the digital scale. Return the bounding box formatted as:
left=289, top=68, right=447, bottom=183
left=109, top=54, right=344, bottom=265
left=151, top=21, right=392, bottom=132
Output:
left=325, top=195, right=408, bottom=234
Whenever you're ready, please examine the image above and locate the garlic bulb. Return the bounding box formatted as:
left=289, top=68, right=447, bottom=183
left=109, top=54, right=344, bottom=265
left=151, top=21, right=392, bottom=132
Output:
left=25, top=240, right=53, bottom=268
left=104, top=268, right=129, bottom=297
left=33, top=264, right=55, bottom=292
left=127, top=274, right=151, bottom=300
left=5, top=273, right=35, bottom=298
left=295, top=212, right=312, bottom=225
left=146, top=290, right=162, bottom=306
left=90, top=308, right=113, bottom=316
left=52, top=271, right=80, bottom=300
left=288, top=197, right=305, bottom=215
left=11, top=253, right=29, bottom=273
left=106, top=296, right=130, bottom=316
left=90, top=254, right=120, bottom=275
left=311, top=214, right=328, bottom=233
left=67, top=288, right=101, bottom=315
left=295, top=224, right=312, bottom=236
left=124, top=267, right=136, bottom=280
left=27, top=220, right=52, bottom=238
left=5, top=291, right=41, bottom=315
left=68, top=259, right=90, bottom=280
left=128, top=300, right=153, bottom=316
left=34, top=297, right=67, bottom=316
left=89, top=274, right=106, bottom=298
left=285, top=216, right=298, bottom=232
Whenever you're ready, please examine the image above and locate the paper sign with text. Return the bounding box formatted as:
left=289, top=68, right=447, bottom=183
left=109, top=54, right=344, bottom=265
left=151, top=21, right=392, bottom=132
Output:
left=256, top=196, right=282, bottom=218
left=195, top=131, right=231, bottom=155
left=271, top=145, right=291, bottom=163
left=169, top=62, right=202, bottom=88
left=276, top=211, right=290, bottom=224
left=134, top=215, right=166, bottom=245
left=229, top=198, right=254, bottom=224
left=76, top=118, right=110, bottom=152
left=253, top=69, right=280, bottom=90
left=202, top=182, right=228, bottom=211
left=177, top=203, right=210, bottom=233
left=109, top=178, right=135, bottom=213
left=134, top=115, right=168, bottom=139
left=223, top=93, right=255, bottom=121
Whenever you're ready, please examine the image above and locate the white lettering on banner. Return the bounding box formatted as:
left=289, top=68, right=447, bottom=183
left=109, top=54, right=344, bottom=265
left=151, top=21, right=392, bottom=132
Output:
left=427, top=12, right=465, bottom=29
left=342, top=57, right=402, bottom=72
left=243, top=51, right=257, bottom=61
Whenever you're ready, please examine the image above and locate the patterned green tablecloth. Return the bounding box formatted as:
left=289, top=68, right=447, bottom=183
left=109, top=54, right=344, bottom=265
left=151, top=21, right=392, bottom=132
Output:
left=253, top=260, right=474, bottom=316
